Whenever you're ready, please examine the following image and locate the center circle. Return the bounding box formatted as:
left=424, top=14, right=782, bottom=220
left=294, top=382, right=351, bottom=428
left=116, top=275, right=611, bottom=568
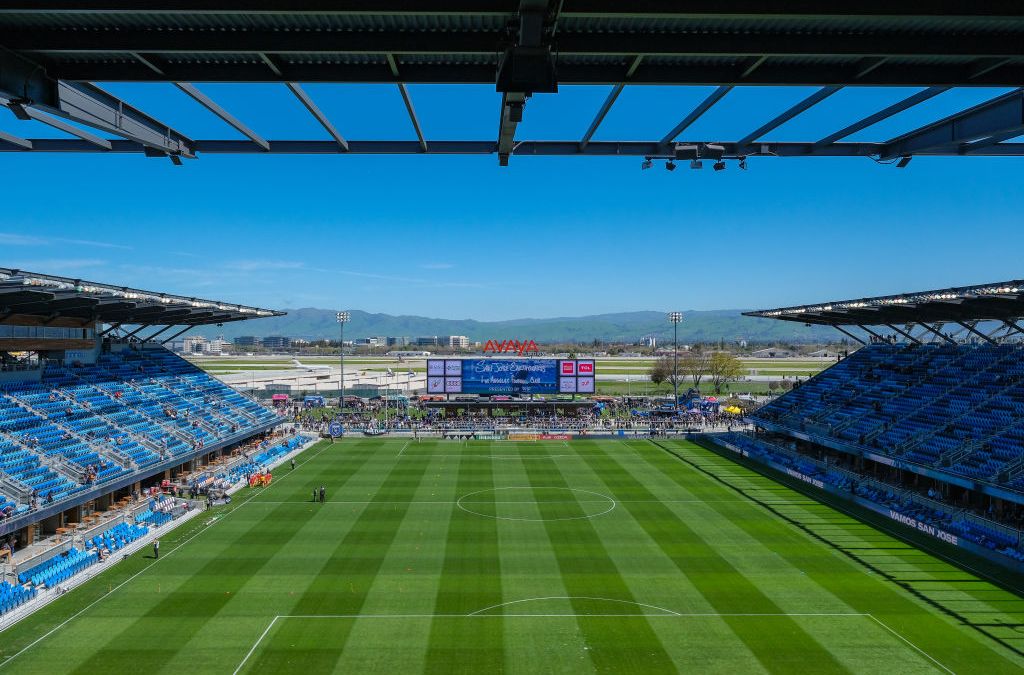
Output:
left=456, top=486, right=616, bottom=522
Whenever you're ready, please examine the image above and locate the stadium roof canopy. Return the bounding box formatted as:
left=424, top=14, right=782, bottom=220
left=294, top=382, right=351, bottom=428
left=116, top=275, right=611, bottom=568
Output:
left=0, top=267, right=284, bottom=326
left=2, top=2, right=1024, bottom=165
left=745, top=281, right=1024, bottom=344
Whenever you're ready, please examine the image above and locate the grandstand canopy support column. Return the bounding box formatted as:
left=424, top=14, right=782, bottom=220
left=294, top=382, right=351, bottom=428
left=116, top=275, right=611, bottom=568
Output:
left=140, top=324, right=174, bottom=343
left=955, top=321, right=997, bottom=345
left=159, top=325, right=194, bottom=345
left=857, top=324, right=885, bottom=342
left=915, top=323, right=956, bottom=344
left=832, top=325, right=866, bottom=345
left=122, top=323, right=151, bottom=340
left=98, top=322, right=122, bottom=337
left=885, top=324, right=922, bottom=344
left=1003, top=320, right=1024, bottom=339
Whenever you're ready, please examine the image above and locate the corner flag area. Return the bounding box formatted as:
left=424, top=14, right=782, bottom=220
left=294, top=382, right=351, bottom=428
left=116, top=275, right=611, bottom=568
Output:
left=1, top=438, right=1021, bottom=674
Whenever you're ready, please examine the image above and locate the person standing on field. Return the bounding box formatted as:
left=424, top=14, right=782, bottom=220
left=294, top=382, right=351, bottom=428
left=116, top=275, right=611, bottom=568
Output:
left=153, top=539, right=160, bottom=559
left=319, top=485, right=325, bottom=503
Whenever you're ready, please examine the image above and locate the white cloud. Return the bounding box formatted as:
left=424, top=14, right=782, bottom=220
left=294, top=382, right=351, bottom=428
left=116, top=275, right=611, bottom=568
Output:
left=419, top=262, right=455, bottom=270
left=224, top=259, right=307, bottom=272
left=7, top=258, right=107, bottom=271
left=0, top=232, right=132, bottom=250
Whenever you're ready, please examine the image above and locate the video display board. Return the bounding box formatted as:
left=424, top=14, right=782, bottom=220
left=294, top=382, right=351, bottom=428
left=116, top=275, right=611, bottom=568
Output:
left=426, top=359, right=595, bottom=395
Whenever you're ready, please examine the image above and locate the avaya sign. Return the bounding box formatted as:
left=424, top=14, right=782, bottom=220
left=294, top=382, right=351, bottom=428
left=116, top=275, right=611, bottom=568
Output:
left=482, top=339, right=539, bottom=356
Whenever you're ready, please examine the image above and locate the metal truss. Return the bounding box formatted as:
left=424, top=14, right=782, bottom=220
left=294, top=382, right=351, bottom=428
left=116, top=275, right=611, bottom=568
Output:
left=2, top=3, right=1024, bottom=165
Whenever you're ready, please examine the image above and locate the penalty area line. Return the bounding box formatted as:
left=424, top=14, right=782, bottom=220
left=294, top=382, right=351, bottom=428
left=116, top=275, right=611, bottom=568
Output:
left=866, top=614, right=955, bottom=675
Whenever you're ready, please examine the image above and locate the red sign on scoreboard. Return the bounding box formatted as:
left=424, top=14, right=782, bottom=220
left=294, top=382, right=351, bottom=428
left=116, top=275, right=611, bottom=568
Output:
left=578, top=362, right=594, bottom=374
left=561, top=361, right=576, bottom=375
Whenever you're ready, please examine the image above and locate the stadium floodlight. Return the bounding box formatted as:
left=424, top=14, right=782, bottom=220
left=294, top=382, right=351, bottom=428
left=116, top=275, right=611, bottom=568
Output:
left=665, top=160, right=677, bottom=171
left=667, top=312, right=683, bottom=414
left=713, top=160, right=726, bottom=171
left=641, top=158, right=653, bottom=170
left=690, top=159, right=703, bottom=170
left=336, top=311, right=350, bottom=417
left=896, top=156, right=912, bottom=168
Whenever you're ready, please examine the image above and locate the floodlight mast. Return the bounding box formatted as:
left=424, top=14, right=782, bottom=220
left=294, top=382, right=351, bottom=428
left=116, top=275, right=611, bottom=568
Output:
left=336, top=311, right=350, bottom=418
left=668, top=312, right=683, bottom=413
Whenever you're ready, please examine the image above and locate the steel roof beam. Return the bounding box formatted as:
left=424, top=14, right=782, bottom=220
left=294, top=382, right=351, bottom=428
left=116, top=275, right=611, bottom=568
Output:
left=579, top=55, right=642, bottom=150
left=1, top=52, right=190, bottom=155
left=660, top=85, right=732, bottom=144
left=285, top=82, right=348, bottom=151
left=45, top=61, right=1024, bottom=87
left=174, top=82, right=269, bottom=151
left=814, top=86, right=949, bottom=147
left=881, top=88, right=1024, bottom=159
left=8, top=29, right=1024, bottom=59
left=1, top=97, right=112, bottom=149
left=737, top=86, right=842, bottom=147
left=0, top=129, right=31, bottom=150
left=3, top=1, right=1023, bottom=15
left=6, top=138, right=1024, bottom=157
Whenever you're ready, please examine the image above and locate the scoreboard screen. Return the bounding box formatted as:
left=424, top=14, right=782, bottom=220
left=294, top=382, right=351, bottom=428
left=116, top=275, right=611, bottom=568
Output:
left=426, top=359, right=595, bottom=395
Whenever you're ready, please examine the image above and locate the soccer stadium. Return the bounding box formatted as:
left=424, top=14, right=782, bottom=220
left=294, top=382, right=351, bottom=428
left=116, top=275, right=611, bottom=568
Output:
left=3, top=3, right=1024, bottom=674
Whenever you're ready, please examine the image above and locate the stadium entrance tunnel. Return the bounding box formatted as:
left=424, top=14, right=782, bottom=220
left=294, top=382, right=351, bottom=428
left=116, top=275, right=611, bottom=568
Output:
left=456, top=486, right=616, bottom=522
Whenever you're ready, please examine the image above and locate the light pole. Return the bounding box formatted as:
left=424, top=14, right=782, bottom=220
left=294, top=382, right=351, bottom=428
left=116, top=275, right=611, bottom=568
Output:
left=668, top=312, right=683, bottom=414
left=336, top=311, right=350, bottom=418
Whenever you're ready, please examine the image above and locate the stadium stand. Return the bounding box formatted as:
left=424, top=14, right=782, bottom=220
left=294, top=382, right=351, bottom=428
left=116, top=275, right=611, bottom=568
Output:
left=753, top=343, right=1024, bottom=485
left=732, top=282, right=1024, bottom=570
left=0, top=347, right=281, bottom=516
left=0, top=580, right=36, bottom=617
left=0, top=267, right=288, bottom=592
left=713, top=432, right=1024, bottom=564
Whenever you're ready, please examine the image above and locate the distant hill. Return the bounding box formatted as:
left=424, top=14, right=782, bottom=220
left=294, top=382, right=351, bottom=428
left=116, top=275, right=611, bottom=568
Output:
left=191, top=308, right=837, bottom=344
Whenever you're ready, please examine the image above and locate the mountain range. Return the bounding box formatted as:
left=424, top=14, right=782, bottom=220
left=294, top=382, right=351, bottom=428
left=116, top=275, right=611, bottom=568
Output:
left=190, top=308, right=838, bottom=344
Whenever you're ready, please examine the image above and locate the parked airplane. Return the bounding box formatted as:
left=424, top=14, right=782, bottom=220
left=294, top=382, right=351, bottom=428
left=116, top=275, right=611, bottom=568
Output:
left=291, top=359, right=332, bottom=373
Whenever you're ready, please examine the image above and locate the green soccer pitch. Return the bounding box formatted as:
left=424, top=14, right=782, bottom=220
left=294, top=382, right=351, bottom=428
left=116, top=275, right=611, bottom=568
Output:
left=2, top=438, right=1023, bottom=674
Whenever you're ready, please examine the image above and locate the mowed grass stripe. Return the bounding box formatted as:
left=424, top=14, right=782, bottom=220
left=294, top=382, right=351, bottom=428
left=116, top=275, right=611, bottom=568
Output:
left=656, top=440, right=1024, bottom=673
left=519, top=448, right=679, bottom=673
left=332, top=448, right=463, bottom=673
left=579, top=440, right=853, bottom=674
left=424, top=442, right=504, bottom=674
left=165, top=443, right=398, bottom=671
left=61, top=443, right=372, bottom=675
left=244, top=442, right=434, bottom=673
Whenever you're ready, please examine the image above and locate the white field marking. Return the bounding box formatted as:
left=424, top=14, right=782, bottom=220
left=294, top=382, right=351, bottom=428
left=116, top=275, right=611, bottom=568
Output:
left=248, top=499, right=753, bottom=505
left=232, top=615, right=280, bottom=675
left=232, top=611, right=870, bottom=672
left=867, top=614, right=956, bottom=675
left=396, top=440, right=410, bottom=457
left=468, top=596, right=681, bottom=616
left=0, top=441, right=334, bottom=669
left=456, top=486, right=617, bottom=522
left=400, top=453, right=572, bottom=460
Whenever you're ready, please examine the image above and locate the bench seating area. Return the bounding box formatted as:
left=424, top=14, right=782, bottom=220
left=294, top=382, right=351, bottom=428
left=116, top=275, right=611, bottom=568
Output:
left=754, top=343, right=1024, bottom=487
left=0, top=346, right=282, bottom=516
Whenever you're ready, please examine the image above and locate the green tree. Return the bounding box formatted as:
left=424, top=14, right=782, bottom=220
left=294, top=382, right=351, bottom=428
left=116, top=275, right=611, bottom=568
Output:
left=678, top=349, right=711, bottom=389
left=708, top=351, right=744, bottom=394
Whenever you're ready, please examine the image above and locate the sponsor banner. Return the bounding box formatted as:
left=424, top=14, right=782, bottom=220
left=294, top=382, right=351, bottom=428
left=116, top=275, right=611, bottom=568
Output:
left=539, top=434, right=572, bottom=440
left=508, top=433, right=539, bottom=441
left=887, top=510, right=959, bottom=546
left=784, top=468, right=825, bottom=490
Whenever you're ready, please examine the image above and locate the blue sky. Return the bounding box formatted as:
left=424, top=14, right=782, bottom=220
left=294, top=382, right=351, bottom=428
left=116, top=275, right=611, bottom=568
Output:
left=1, top=83, right=1022, bottom=320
